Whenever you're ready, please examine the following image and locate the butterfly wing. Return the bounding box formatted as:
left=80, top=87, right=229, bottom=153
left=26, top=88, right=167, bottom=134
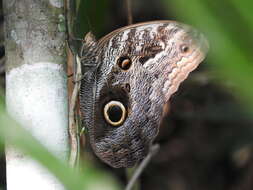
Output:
left=80, top=21, right=208, bottom=168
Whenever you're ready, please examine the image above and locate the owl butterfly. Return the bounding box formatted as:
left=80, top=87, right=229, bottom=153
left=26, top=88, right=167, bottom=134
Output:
left=79, top=21, right=208, bottom=168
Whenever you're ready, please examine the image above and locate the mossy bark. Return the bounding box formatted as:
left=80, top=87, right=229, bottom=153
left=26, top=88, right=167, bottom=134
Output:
left=3, top=0, right=66, bottom=72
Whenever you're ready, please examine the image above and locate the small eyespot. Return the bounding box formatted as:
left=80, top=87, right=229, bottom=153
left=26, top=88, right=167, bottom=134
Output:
left=117, top=56, right=132, bottom=70
left=180, top=44, right=190, bottom=53
left=124, top=83, right=131, bottom=93
left=103, top=101, right=127, bottom=126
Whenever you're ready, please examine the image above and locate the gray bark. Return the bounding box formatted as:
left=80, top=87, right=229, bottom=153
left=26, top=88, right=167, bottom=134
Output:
left=3, top=0, right=69, bottom=189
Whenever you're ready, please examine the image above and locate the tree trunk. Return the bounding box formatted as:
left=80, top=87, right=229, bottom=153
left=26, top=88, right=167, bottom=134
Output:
left=3, top=0, right=69, bottom=189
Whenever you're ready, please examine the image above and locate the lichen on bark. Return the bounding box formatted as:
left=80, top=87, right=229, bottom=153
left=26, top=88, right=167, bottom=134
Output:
left=3, top=0, right=66, bottom=72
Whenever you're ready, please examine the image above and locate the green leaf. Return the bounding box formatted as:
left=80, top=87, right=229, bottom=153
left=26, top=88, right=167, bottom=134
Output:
left=0, top=100, right=121, bottom=190
left=163, top=0, right=253, bottom=111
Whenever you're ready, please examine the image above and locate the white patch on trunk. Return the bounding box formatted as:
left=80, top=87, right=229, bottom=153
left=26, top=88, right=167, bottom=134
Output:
left=6, top=148, right=64, bottom=190
left=6, top=62, right=68, bottom=190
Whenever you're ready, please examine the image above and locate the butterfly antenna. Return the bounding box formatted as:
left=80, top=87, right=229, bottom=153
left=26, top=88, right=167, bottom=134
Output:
left=126, top=0, right=133, bottom=25
left=82, top=0, right=94, bottom=35
left=85, top=13, right=94, bottom=34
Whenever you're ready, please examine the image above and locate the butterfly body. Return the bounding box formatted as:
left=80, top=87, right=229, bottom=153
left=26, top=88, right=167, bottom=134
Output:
left=80, top=21, right=208, bottom=168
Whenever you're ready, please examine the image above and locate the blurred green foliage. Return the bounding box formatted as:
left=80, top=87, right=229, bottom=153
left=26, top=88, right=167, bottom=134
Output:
left=75, top=0, right=109, bottom=38
left=0, top=99, right=121, bottom=190
left=163, top=0, right=253, bottom=111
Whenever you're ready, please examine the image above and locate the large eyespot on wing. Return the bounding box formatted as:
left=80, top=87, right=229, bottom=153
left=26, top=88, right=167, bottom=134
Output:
left=90, top=86, right=130, bottom=141
left=103, top=100, right=127, bottom=126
